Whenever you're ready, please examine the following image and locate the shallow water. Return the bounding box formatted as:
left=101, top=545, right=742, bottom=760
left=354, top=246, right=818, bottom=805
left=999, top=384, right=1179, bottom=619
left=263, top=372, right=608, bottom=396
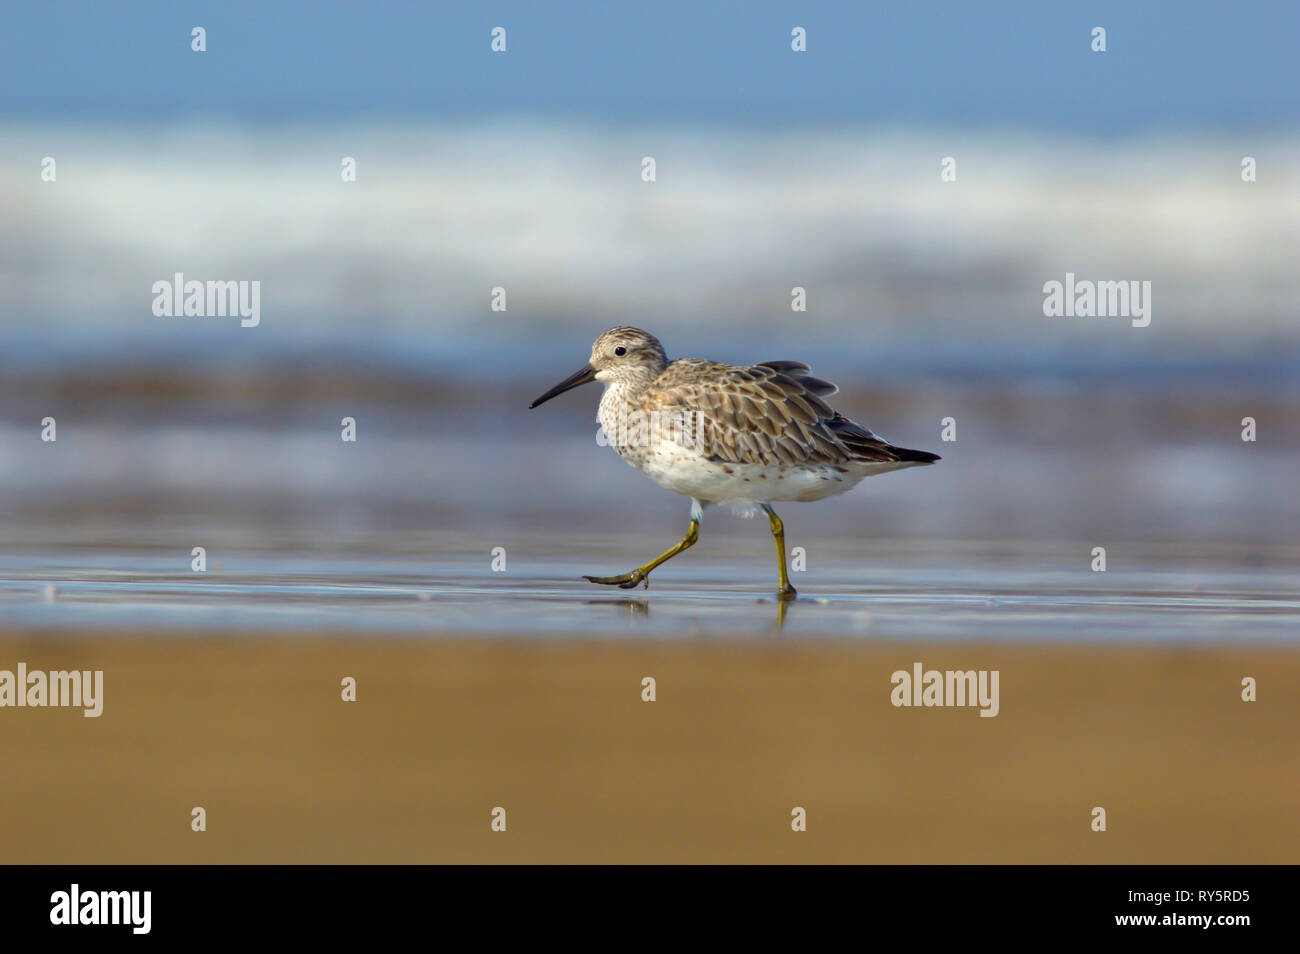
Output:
left=2, top=547, right=1296, bottom=643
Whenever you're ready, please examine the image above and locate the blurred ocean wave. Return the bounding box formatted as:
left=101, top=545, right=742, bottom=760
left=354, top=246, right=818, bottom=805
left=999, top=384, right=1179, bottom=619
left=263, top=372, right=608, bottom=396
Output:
left=1, top=384, right=1296, bottom=546
left=1, top=120, right=1296, bottom=549
left=3, top=120, right=1298, bottom=374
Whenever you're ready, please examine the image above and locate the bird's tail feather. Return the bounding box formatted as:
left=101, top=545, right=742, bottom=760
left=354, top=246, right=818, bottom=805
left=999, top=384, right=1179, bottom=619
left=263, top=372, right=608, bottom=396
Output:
left=889, top=445, right=941, bottom=464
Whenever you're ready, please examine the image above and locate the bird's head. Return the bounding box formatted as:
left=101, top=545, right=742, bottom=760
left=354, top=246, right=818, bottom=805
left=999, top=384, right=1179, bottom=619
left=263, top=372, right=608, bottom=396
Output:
left=529, top=327, right=667, bottom=408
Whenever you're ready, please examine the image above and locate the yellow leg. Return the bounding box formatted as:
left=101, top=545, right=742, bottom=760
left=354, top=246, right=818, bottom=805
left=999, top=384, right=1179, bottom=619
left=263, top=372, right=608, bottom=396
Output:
left=763, top=504, right=798, bottom=601
left=584, top=519, right=699, bottom=590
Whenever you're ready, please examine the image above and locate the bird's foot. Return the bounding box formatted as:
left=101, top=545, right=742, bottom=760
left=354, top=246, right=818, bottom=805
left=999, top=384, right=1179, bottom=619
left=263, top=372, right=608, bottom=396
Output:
left=777, top=583, right=798, bottom=602
left=583, top=570, right=649, bottom=590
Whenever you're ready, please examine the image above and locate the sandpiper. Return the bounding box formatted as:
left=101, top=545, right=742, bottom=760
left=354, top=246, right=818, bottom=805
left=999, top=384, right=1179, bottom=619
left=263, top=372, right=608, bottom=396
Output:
left=529, top=327, right=939, bottom=600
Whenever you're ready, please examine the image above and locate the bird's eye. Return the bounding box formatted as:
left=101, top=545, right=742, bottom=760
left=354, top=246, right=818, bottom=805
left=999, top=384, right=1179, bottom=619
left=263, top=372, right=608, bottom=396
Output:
left=614, top=346, right=627, bottom=356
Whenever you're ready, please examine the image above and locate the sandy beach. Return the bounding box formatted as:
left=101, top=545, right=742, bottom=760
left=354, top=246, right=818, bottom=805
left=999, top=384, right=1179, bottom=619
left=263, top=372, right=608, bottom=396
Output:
left=2, top=633, right=1295, bottom=864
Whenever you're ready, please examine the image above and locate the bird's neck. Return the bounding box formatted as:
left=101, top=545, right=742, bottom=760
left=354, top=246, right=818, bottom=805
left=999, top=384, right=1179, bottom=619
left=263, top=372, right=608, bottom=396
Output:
left=607, top=362, right=664, bottom=404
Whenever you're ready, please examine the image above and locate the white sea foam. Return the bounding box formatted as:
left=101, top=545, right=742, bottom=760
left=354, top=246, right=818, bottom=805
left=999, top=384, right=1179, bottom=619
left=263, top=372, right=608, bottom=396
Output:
left=2, top=120, right=1297, bottom=349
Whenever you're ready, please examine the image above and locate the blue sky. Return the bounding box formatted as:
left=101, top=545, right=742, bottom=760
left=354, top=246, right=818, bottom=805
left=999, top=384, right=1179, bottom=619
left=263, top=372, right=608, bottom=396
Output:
left=1, top=1, right=1296, bottom=127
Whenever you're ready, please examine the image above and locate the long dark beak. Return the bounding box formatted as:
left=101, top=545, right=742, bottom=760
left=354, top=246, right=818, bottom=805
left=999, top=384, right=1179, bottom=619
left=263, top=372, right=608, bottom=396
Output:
left=529, top=364, right=597, bottom=408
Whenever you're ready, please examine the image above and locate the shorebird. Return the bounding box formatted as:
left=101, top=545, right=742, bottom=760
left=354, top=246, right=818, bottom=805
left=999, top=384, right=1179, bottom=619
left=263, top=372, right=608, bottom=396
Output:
left=529, top=327, right=939, bottom=600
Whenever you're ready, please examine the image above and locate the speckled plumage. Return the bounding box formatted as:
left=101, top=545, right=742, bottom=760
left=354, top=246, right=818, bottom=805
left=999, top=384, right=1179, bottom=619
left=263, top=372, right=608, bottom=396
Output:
left=587, top=328, right=939, bottom=512
left=529, top=327, right=940, bottom=597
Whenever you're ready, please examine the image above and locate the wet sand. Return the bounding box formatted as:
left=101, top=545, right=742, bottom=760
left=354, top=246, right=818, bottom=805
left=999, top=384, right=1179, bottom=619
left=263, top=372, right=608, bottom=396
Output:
left=1, top=633, right=1296, bottom=863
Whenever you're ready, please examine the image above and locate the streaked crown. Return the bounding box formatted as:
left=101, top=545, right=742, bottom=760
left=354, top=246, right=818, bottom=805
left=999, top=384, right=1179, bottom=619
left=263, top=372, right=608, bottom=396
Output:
left=590, top=327, right=668, bottom=380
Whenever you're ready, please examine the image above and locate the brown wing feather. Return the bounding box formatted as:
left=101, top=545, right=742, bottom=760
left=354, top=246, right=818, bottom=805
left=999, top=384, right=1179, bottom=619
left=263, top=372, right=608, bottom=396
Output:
left=756, top=360, right=839, bottom=397
left=645, top=359, right=917, bottom=467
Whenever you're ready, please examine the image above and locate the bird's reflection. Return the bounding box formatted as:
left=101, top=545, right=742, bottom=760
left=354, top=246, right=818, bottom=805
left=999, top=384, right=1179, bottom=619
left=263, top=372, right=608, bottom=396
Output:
left=585, top=597, right=650, bottom=619
left=774, top=596, right=791, bottom=632
left=584, top=594, right=797, bottom=631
